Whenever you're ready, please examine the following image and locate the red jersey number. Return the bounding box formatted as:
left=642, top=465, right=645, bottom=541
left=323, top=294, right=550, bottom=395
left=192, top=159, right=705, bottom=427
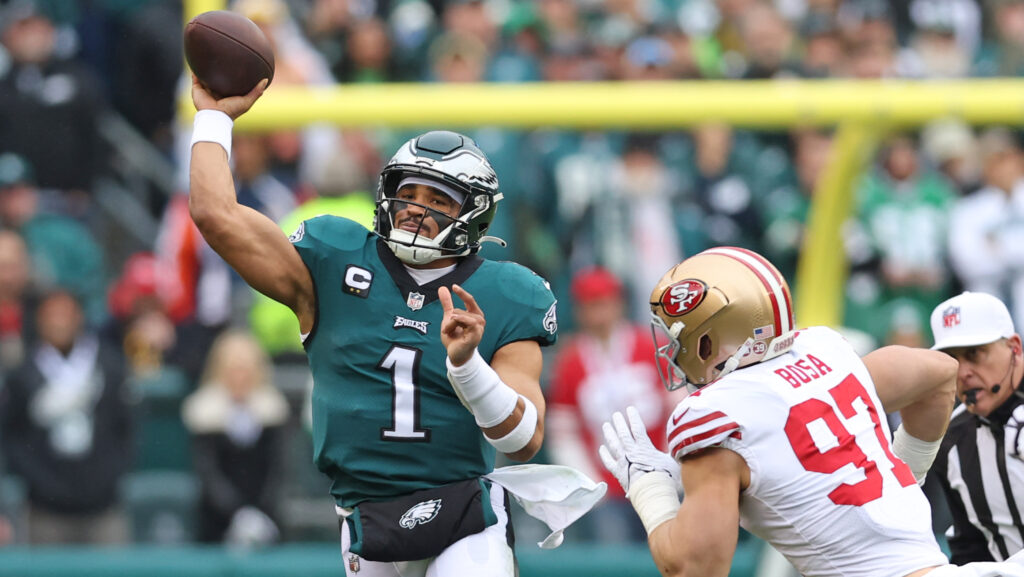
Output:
left=784, top=374, right=915, bottom=506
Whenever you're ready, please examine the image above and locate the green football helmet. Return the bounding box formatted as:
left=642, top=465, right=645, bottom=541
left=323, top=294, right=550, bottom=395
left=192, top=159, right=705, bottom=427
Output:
left=375, top=131, right=505, bottom=265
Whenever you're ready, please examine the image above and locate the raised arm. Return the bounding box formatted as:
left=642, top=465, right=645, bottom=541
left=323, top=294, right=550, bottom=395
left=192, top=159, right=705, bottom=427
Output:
left=188, top=77, right=315, bottom=332
left=439, top=285, right=545, bottom=461
left=863, top=345, right=957, bottom=441
left=863, top=345, right=957, bottom=482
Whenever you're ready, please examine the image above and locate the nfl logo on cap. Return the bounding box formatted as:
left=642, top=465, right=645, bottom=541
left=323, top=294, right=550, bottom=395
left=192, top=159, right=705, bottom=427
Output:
left=942, top=306, right=960, bottom=328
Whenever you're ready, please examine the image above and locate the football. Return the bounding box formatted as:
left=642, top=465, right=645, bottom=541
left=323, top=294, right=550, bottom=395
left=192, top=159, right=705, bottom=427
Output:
left=184, top=10, right=275, bottom=99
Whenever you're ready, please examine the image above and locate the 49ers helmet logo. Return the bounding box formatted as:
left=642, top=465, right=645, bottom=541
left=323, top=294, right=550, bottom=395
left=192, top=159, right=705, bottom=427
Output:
left=660, top=279, right=707, bottom=316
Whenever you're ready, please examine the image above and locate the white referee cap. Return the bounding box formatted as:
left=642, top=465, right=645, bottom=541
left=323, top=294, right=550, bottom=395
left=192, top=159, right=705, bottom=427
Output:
left=930, top=291, right=1016, bottom=350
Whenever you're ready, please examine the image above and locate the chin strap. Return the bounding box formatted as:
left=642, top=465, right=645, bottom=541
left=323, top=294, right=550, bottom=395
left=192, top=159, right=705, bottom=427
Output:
left=717, top=338, right=755, bottom=381
left=713, top=332, right=799, bottom=385
left=479, top=235, right=507, bottom=247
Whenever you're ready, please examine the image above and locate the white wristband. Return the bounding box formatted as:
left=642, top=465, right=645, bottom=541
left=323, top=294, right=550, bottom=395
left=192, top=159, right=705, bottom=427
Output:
left=627, top=471, right=681, bottom=535
left=190, top=109, right=234, bottom=162
left=486, top=396, right=538, bottom=454
left=892, top=424, right=941, bottom=485
left=446, top=348, right=519, bottom=429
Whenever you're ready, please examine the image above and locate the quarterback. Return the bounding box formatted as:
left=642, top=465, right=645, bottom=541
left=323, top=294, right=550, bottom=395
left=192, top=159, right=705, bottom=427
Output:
left=188, top=80, right=563, bottom=575
left=600, top=247, right=1024, bottom=577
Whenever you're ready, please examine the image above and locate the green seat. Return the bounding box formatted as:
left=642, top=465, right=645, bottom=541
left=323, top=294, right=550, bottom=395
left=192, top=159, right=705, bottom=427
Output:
left=122, top=470, right=198, bottom=545
left=134, top=368, right=193, bottom=472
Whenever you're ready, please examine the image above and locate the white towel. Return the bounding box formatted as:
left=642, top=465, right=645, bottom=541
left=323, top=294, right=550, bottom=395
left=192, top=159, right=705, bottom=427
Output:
left=485, top=464, right=607, bottom=549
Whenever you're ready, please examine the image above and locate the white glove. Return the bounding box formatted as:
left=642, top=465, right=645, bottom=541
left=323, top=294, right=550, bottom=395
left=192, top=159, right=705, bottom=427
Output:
left=226, top=506, right=279, bottom=549
left=598, top=406, right=681, bottom=496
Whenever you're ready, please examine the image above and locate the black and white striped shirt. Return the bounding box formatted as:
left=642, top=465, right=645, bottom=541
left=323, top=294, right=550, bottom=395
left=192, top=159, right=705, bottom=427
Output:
left=931, top=393, right=1024, bottom=564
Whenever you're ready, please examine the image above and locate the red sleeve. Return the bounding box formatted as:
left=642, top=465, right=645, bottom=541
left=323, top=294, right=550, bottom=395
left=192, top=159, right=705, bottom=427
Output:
left=155, top=195, right=201, bottom=323
left=666, top=399, right=743, bottom=460
left=548, top=340, right=585, bottom=407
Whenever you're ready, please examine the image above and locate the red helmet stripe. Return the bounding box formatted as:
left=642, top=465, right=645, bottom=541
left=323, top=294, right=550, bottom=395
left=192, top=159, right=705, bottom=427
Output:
left=730, top=246, right=795, bottom=330
left=702, top=247, right=791, bottom=335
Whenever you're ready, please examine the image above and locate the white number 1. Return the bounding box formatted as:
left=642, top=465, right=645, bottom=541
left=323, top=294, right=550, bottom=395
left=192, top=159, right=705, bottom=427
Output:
left=378, top=345, right=430, bottom=441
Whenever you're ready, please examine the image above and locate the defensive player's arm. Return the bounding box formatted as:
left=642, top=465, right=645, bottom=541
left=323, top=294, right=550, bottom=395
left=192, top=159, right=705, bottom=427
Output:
left=439, top=285, right=544, bottom=461
left=647, top=448, right=744, bottom=577
left=863, top=345, right=957, bottom=482
left=863, top=346, right=957, bottom=442
left=188, top=77, right=315, bottom=332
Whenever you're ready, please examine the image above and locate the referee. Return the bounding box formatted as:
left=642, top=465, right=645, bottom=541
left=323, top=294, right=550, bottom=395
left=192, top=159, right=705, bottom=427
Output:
left=929, top=291, right=1024, bottom=564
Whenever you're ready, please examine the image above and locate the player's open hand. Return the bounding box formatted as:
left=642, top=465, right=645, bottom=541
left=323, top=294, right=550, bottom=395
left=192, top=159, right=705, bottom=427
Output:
left=599, top=406, right=682, bottom=496
left=191, top=75, right=269, bottom=120
left=439, top=284, right=485, bottom=366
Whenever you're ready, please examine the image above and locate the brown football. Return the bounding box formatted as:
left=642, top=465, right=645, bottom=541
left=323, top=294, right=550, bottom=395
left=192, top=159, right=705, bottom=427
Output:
left=184, top=10, right=275, bottom=99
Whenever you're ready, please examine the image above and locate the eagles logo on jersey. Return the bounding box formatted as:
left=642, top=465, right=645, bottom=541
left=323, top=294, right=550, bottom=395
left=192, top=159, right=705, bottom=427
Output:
left=288, top=221, right=305, bottom=244
left=399, top=499, right=442, bottom=529
left=543, top=302, right=557, bottom=334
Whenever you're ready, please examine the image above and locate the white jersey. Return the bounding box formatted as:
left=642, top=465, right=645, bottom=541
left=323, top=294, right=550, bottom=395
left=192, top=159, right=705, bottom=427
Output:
left=667, top=326, right=948, bottom=577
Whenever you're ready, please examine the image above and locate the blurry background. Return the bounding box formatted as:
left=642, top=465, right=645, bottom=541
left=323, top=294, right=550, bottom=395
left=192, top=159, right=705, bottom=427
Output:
left=0, top=0, right=1022, bottom=574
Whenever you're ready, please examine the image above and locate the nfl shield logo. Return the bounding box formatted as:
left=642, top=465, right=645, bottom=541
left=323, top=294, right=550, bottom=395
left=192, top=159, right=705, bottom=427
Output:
left=407, top=292, right=425, bottom=311
left=942, top=306, right=960, bottom=328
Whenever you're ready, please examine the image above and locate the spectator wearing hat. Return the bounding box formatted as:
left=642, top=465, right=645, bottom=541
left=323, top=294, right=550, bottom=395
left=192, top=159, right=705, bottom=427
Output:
left=798, top=11, right=845, bottom=77
left=620, top=35, right=675, bottom=80
left=489, top=1, right=545, bottom=83
left=929, top=291, right=1024, bottom=563
left=920, top=118, right=980, bottom=195
left=545, top=267, right=677, bottom=544
left=899, top=0, right=978, bottom=78
left=104, top=252, right=181, bottom=382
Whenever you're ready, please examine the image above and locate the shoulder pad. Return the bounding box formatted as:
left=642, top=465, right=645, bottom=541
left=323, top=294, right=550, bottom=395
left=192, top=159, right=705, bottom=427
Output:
left=666, top=396, right=742, bottom=460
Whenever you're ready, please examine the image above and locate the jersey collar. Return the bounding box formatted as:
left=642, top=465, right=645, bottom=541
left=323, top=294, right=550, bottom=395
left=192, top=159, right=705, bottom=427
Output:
left=376, top=238, right=483, bottom=309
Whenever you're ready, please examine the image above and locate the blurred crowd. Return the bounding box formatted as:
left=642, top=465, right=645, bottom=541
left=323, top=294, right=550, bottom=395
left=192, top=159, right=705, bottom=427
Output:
left=0, top=0, right=1023, bottom=549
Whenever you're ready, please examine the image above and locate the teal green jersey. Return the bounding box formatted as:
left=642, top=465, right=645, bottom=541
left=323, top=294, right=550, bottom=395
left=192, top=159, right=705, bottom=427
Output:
left=290, top=216, right=558, bottom=507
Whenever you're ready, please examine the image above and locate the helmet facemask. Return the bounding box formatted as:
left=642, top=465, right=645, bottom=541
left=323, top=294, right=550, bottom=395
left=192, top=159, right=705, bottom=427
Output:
left=651, top=306, right=753, bottom=394
left=651, top=314, right=689, bottom=392
left=379, top=193, right=472, bottom=265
